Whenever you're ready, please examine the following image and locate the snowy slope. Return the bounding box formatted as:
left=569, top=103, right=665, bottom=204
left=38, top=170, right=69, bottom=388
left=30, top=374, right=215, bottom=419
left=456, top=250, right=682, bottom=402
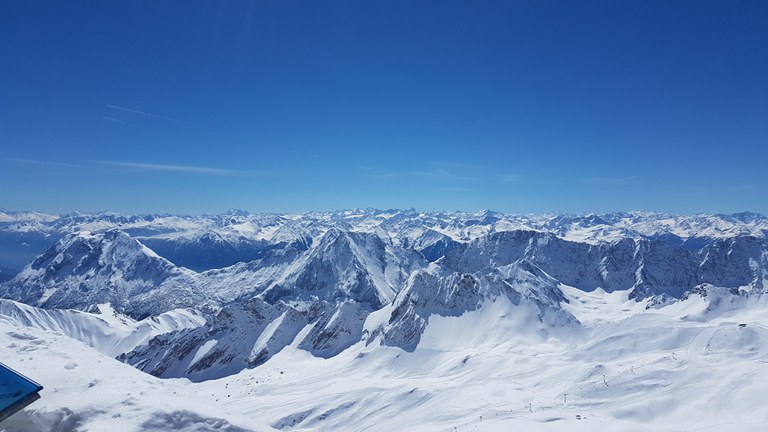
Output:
left=0, top=299, right=205, bottom=357
left=1, top=271, right=768, bottom=431
left=0, top=319, right=273, bottom=432
left=2, top=289, right=755, bottom=431
left=190, top=292, right=768, bottom=432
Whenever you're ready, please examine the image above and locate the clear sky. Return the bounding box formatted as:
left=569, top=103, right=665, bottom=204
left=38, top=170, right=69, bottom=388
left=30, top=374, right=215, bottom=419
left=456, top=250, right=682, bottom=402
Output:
left=2, top=1, right=767, bottom=215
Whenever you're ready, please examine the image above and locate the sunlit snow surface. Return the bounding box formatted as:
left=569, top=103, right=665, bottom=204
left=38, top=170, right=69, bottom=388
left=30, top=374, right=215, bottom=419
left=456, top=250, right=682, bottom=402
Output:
left=2, top=294, right=768, bottom=431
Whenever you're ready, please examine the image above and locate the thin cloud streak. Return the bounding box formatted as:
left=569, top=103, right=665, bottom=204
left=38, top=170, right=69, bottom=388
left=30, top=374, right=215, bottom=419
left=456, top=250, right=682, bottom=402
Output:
left=1, top=158, right=83, bottom=168
left=105, top=105, right=198, bottom=126
left=101, top=116, right=136, bottom=127
left=99, top=161, right=238, bottom=176
left=363, top=164, right=529, bottom=185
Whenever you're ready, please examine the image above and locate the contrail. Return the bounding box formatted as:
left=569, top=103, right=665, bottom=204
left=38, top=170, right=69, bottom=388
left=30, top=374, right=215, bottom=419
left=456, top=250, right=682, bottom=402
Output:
left=105, top=105, right=198, bottom=126
left=101, top=116, right=136, bottom=127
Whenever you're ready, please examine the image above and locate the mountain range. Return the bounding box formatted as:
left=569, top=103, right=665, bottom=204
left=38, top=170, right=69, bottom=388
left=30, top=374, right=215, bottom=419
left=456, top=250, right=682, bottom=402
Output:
left=1, top=209, right=767, bottom=431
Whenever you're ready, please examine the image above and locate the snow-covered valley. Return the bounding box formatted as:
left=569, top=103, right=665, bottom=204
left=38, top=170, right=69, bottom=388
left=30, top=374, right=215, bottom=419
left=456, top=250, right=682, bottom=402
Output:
left=1, top=209, right=767, bottom=431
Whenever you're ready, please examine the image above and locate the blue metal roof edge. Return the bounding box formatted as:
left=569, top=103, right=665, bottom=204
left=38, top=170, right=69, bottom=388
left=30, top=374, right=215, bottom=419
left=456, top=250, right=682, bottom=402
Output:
left=0, top=362, right=43, bottom=424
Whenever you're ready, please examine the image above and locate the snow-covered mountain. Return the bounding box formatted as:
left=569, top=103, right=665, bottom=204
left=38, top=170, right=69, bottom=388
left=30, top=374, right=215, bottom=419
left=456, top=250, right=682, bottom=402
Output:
left=1, top=209, right=767, bottom=278
left=0, top=230, right=212, bottom=318
left=260, top=229, right=424, bottom=309
left=1, top=210, right=767, bottom=372
left=1, top=209, right=768, bottom=430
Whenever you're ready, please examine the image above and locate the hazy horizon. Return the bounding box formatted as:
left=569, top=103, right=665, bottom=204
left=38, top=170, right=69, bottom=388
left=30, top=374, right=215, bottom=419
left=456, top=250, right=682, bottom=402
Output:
left=2, top=206, right=767, bottom=219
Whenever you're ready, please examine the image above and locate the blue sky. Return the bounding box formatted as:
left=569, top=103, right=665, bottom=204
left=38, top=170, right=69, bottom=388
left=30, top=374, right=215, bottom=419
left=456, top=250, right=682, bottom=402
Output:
left=2, top=1, right=767, bottom=215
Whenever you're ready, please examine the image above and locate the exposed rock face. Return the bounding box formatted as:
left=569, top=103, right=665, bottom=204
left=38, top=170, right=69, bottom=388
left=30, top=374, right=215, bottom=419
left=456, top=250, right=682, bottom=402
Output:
left=121, top=298, right=372, bottom=381
left=261, top=229, right=424, bottom=309
left=698, top=236, right=768, bottom=292
left=298, top=300, right=370, bottom=358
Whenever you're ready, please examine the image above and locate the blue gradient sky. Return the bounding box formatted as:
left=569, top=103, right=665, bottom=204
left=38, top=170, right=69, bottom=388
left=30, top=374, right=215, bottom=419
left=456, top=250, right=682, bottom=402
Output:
left=2, top=1, right=767, bottom=214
